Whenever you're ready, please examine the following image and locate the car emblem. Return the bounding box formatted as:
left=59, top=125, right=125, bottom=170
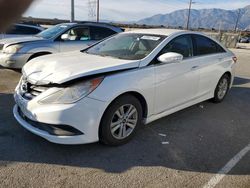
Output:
left=21, top=82, right=28, bottom=93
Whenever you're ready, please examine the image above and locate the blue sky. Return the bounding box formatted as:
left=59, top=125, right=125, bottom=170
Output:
left=24, top=0, right=250, bottom=21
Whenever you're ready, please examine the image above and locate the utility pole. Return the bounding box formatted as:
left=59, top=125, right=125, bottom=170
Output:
left=234, top=9, right=241, bottom=32
left=186, top=0, right=194, bottom=30
left=96, top=0, right=100, bottom=22
left=71, top=0, right=75, bottom=22
left=218, top=20, right=222, bottom=33
left=88, top=0, right=99, bottom=22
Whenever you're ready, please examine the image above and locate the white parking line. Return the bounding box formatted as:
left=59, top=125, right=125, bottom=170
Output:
left=158, top=133, right=167, bottom=137
left=203, top=143, right=250, bottom=188
left=162, top=141, right=169, bottom=145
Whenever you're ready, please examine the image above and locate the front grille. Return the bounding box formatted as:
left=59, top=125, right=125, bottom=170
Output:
left=20, top=80, right=48, bottom=100
left=18, top=107, right=83, bottom=136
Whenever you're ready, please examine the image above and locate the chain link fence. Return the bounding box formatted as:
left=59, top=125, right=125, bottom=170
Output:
left=207, top=32, right=240, bottom=48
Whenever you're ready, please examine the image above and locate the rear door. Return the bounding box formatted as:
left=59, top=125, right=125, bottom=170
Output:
left=191, top=34, right=228, bottom=97
left=154, top=34, right=200, bottom=114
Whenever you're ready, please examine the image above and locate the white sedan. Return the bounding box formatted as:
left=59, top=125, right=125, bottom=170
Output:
left=13, top=29, right=237, bottom=146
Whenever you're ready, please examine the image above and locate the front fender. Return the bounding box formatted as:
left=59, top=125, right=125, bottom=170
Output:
left=28, top=47, right=58, bottom=54
left=19, top=42, right=59, bottom=54
left=88, top=67, right=155, bottom=117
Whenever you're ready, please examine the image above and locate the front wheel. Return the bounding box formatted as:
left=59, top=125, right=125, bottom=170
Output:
left=99, top=95, right=143, bottom=146
left=212, top=74, right=230, bottom=103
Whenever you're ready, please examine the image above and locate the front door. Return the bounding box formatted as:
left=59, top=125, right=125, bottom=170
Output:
left=154, top=34, right=200, bottom=114
left=59, top=26, right=92, bottom=52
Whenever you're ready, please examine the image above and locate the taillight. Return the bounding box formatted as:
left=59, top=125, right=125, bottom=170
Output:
left=232, top=56, right=237, bottom=63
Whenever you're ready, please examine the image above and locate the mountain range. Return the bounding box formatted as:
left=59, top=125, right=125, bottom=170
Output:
left=137, top=5, right=250, bottom=30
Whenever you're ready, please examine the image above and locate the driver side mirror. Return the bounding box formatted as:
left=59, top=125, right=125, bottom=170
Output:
left=157, top=52, right=183, bottom=64
left=61, top=34, right=69, bottom=41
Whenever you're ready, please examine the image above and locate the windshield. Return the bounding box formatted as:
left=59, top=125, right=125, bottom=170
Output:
left=86, top=33, right=166, bottom=60
left=36, top=24, right=69, bottom=39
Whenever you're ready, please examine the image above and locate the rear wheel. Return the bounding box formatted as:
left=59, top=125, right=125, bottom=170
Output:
left=100, top=95, right=143, bottom=146
left=212, top=74, right=230, bottom=103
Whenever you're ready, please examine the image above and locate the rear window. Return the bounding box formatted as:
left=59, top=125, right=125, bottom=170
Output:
left=90, top=26, right=117, bottom=40
left=192, top=34, right=225, bottom=56
left=6, top=25, right=41, bottom=35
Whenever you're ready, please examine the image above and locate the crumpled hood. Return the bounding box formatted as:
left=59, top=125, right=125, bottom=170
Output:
left=0, top=36, right=45, bottom=47
left=23, top=51, right=140, bottom=84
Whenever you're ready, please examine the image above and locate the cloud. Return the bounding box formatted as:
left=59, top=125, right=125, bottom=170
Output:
left=193, top=0, right=250, bottom=10
left=24, top=0, right=250, bottom=21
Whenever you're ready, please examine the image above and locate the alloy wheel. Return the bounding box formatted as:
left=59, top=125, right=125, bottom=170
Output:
left=217, top=78, right=228, bottom=100
left=110, top=104, right=138, bottom=140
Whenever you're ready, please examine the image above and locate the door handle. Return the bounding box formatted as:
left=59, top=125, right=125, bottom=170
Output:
left=191, top=65, right=199, bottom=70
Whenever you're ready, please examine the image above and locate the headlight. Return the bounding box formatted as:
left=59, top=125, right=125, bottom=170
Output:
left=39, top=77, right=104, bottom=104
left=4, top=44, right=23, bottom=54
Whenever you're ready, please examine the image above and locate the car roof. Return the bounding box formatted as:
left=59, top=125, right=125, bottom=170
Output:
left=60, top=22, right=123, bottom=32
left=126, top=29, right=186, bottom=36
left=15, top=23, right=44, bottom=30
left=125, top=29, right=226, bottom=47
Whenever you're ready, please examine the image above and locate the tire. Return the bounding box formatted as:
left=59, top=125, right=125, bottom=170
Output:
left=100, top=95, right=143, bottom=146
left=212, top=74, right=230, bottom=103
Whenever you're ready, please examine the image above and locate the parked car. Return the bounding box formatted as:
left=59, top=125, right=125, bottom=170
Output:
left=0, top=23, right=44, bottom=39
left=13, top=29, right=237, bottom=146
left=239, top=37, right=250, bottom=43
left=0, top=22, right=123, bottom=68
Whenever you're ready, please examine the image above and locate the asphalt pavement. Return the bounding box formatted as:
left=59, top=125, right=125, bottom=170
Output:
left=0, top=49, right=249, bottom=188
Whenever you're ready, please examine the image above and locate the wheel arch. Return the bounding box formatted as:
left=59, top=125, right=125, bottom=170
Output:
left=223, top=71, right=232, bottom=79
left=214, top=71, right=233, bottom=91
left=212, top=71, right=232, bottom=103
left=223, top=71, right=233, bottom=85
left=98, top=91, right=148, bottom=143
left=27, top=51, right=52, bottom=62
left=99, top=91, right=149, bottom=133
left=124, top=91, right=148, bottom=119
left=104, top=91, right=148, bottom=119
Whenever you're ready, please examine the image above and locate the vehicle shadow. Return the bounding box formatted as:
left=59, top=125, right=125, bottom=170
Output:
left=0, top=65, right=21, bottom=73
left=234, top=76, right=250, bottom=85
left=0, top=78, right=249, bottom=175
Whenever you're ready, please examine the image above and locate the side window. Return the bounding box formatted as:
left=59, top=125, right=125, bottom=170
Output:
left=193, top=35, right=225, bottom=56
left=12, top=26, right=25, bottom=34
left=5, top=25, right=17, bottom=34
left=20, top=26, right=41, bottom=34
left=63, top=27, right=90, bottom=41
left=160, top=35, right=193, bottom=58
left=90, top=26, right=116, bottom=40
left=22, top=27, right=41, bottom=34
left=16, top=26, right=26, bottom=34
left=6, top=25, right=41, bottom=35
